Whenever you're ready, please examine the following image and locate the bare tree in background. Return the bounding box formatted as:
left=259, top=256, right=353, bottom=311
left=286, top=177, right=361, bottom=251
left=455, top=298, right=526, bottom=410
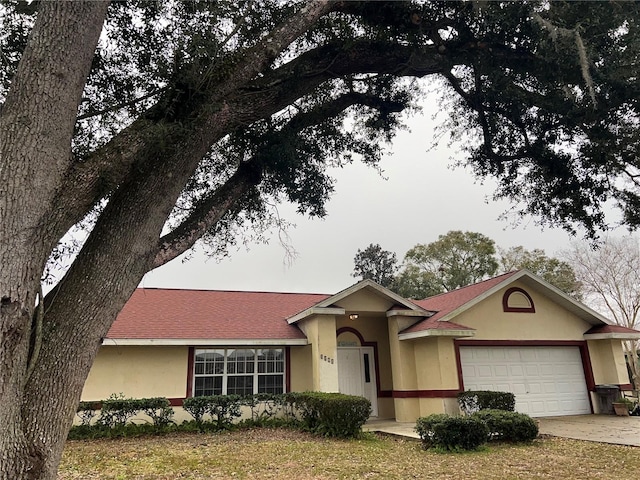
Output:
left=563, top=237, right=640, bottom=389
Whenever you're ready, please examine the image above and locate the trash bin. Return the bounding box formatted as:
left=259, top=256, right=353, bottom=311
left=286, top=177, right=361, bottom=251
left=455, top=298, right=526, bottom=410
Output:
left=594, top=384, right=620, bottom=414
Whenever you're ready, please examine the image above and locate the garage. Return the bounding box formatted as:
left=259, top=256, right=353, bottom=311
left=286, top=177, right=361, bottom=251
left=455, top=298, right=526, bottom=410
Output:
left=459, top=346, right=591, bottom=417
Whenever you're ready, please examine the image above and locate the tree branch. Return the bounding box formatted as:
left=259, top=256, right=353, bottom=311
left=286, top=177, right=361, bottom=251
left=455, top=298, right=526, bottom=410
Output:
left=49, top=40, right=446, bottom=245
left=152, top=91, right=404, bottom=268
left=77, top=87, right=167, bottom=120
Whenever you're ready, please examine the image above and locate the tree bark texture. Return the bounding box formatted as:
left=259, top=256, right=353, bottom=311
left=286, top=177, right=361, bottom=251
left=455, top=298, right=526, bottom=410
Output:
left=0, top=2, right=109, bottom=478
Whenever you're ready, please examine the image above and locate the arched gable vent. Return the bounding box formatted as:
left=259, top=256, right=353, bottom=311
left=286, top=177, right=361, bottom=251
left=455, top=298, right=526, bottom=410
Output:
left=502, top=287, right=535, bottom=313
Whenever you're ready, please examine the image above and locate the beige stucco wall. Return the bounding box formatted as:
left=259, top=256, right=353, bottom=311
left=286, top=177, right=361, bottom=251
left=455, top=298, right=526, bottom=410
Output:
left=289, top=345, right=313, bottom=392
left=455, top=281, right=592, bottom=340
left=82, top=345, right=189, bottom=401
left=333, top=289, right=395, bottom=312
left=388, top=315, right=419, bottom=421
left=297, top=315, right=339, bottom=392
left=391, top=337, right=462, bottom=420
left=414, top=337, right=459, bottom=391
left=588, top=339, right=630, bottom=386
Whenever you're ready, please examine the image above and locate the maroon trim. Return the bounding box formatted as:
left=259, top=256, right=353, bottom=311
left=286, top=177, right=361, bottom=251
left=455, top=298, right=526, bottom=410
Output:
left=456, top=339, right=588, bottom=347
left=454, top=340, right=596, bottom=413
left=337, top=326, right=366, bottom=345
left=285, top=346, right=291, bottom=393
left=502, top=287, right=535, bottom=313
left=378, top=390, right=393, bottom=398
left=619, top=383, right=634, bottom=391
left=186, top=346, right=195, bottom=397
left=336, top=326, right=384, bottom=398
left=392, top=389, right=460, bottom=399
left=455, top=342, right=465, bottom=391
left=578, top=343, right=596, bottom=392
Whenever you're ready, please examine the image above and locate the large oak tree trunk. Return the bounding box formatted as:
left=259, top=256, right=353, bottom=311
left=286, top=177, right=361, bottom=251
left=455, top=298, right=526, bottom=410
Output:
left=0, top=2, right=108, bottom=478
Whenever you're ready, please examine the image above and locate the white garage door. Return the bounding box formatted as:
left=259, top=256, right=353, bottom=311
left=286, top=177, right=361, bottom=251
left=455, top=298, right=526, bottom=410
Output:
left=459, top=346, right=591, bottom=417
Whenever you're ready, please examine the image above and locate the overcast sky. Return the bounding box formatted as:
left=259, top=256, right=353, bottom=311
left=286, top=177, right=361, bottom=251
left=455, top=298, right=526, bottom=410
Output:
left=141, top=99, right=625, bottom=295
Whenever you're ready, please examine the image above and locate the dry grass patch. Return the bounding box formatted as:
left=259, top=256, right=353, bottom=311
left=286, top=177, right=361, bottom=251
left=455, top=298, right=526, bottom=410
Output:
left=59, top=428, right=639, bottom=479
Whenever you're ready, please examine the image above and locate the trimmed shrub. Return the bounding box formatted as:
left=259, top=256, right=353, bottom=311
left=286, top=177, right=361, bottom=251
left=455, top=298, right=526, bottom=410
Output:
left=182, top=395, right=242, bottom=429
left=97, top=394, right=141, bottom=427
left=415, top=414, right=450, bottom=448
left=95, top=395, right=175, bottom=428
left=208, top=394, right=242, bottom=429
left=76, top=401, right=99, bottom=426
left=281, top=392, right=304, bottom=420
left=293, top=392, right=371, bottom=438
left=458, top=391, right=516, bottom=414
left=416, top=414, right=489, bottom=451
left=243, top=393, right=284, bottom=422
left=472, top=409, right=538, bottom=442
left=182, top=396, right=210, bottom=426
left=140, top=397, right=174, bottom=426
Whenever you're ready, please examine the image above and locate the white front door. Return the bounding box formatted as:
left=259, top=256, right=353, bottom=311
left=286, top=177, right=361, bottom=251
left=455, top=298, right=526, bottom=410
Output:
left=337, top=347, right=378, bottom=417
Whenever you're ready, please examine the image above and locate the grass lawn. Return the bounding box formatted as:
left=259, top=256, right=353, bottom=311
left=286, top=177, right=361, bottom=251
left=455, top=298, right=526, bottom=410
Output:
left=58, top=428, right=639, bottom=479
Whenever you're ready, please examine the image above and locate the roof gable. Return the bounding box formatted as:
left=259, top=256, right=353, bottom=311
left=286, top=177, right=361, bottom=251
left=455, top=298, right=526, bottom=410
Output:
left=405, top=270, right=612, bottom=335
left=317, top=279, right=428, bottom=311
left=408, top=272, right=519, bottom=329
left=287, top=279, right=430, bottom=324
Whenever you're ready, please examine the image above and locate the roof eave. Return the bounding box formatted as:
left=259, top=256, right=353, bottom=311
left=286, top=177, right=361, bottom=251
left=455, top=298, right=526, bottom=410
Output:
left=387, top=309, right=432, bottom=318
left=286, top=306, right=346, bottom=324
left=398, top=329, right=476, bottom=341
left=583, top=332, right=640, bottom=341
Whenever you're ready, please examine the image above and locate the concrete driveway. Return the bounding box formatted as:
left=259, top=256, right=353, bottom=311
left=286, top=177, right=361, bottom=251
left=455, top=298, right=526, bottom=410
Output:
left=537, top=415, right=640, bottom=446
left=365, top=415, right=640, bottom=446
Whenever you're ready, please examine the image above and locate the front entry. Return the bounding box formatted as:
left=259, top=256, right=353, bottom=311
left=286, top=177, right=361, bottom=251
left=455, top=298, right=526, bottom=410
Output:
left=337, top=347, right=378, bottom=416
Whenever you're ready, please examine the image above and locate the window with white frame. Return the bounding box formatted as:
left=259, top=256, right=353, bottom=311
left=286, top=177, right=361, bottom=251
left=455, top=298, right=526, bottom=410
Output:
left=193, top=348, right=285, bottom=396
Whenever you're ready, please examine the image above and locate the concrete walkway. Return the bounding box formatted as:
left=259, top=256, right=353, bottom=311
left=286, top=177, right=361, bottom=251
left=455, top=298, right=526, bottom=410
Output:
left=364, top=415, right=640, bottom=447
left=363, top=419, right=420, bottom=439
left=537, top=415, right=640, bottom=446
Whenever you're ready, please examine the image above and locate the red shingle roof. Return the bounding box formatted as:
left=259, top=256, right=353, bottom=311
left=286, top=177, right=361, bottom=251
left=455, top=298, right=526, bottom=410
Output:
left=404, top=271, right=519, bottom=333
left=107, top=288, right=330, bottom=340
left=110, top=270, right=609, bottom=341
left=585, top=324, right=640, bottom=335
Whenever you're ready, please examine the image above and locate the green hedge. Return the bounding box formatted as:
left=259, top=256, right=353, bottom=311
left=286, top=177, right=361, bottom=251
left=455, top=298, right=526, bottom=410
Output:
left=415, top=414, right=489, bottom=451
left=73, top=392, right=369, bottom=439
left=243, top=393, right=283, bottom=422
left=416, top=409, right=538, bottom=450
left=92, top=394, right=175, bottom=428
left=76, top=401, right=99, bottom=426
left=182, top=394, right=242, bottom=429
left=472, top=410, right=538, bottom=442
left=457, top=390, right=516, bottom=414
left=285, top=392, right=371, bottom=438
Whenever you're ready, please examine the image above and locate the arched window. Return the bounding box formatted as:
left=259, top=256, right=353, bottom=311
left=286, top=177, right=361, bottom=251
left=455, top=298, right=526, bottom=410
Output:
left=502, top=287, right=535, bottom=313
